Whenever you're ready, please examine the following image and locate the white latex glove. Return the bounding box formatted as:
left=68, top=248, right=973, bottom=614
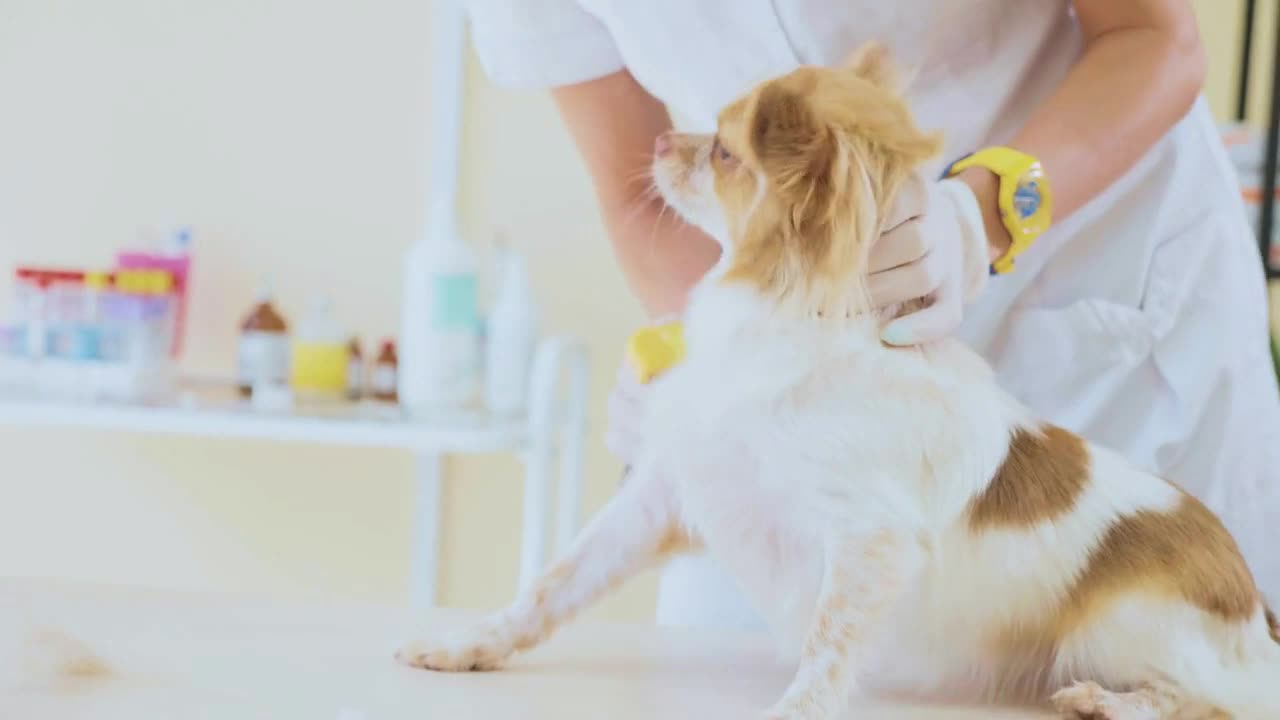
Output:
left=605, top=359, right=646, bottom=468
left=869, top=174, right=991, bottom=346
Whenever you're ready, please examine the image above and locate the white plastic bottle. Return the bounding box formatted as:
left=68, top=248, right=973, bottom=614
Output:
left=484, top=243, right=538, bottom=415
left=399, top=202, right=482, bottom=415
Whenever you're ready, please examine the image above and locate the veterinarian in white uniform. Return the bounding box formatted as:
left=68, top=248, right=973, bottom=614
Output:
left=464, top=0, right=1280, bottom=621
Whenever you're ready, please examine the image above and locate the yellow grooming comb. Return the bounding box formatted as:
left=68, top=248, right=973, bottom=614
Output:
left=626, top=322, right=686, bottom=384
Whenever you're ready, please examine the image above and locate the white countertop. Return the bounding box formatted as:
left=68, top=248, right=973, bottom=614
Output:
left=0, top=580, right=1052, bottom=719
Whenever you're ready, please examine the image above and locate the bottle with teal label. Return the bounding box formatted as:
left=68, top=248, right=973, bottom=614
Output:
left=432, top=274, right=480, bottom=329
left=399, top=205, right=482, bottom=414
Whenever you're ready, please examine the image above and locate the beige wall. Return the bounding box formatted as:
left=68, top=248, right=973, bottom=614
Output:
left=1197, top=0, right=1248, bottom=122
left=0, top=0, right=1271, bottom=622
left=0, top=0, right=653, bottom=621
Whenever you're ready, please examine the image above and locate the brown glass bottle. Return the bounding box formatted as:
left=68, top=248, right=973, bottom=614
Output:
left=371, top=339, right=398, bottom=403
left=237, top=295, right=290, bottom=398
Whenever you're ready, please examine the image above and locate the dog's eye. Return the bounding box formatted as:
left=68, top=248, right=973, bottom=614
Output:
left=713, top=138, right=734, bottom=164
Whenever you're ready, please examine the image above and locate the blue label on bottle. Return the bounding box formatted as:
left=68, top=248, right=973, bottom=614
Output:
left=432, top=274, right=479, bottom=330
left=45, top=324, right=101, bottom=360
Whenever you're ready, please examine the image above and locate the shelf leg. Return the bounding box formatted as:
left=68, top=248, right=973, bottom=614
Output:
left=520, top=336, right=590, bottom=590
left=557, top=443, right=584, bottom=555
left=409, top=452, right=442, bottom=610
left=555, top=348, right=589, bottom=554
left=520, top=340, right=562, bottom=591
left=519, top=441, right=552, bottom=592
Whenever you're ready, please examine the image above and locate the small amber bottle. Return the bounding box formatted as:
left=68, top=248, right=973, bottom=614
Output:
left=237, top=292, right=290, bottom=398
left=371, top=339, right=398, bottom=403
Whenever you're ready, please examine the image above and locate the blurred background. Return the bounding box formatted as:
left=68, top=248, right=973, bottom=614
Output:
left=0, top=0, right=1277, bottom=623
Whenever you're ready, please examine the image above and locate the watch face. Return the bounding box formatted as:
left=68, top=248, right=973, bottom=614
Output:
left=1013, top=180, right=1041, bottom=220
left=1010, top=163, right=1052, bottom=237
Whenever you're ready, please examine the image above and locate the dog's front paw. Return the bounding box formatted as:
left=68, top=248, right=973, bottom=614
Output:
left=1051, top=681, right=1106, bottom=718
left=1050, top=682, right=1144, bottom=720
left=395, top=624, right=514, bottom=672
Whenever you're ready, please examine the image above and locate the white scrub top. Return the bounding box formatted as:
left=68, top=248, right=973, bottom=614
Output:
left=465, top=0, right=1280, bottom=615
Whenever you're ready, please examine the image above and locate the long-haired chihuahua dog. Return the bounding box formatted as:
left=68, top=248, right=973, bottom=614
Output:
left=398, top=45, right=1280, bottom=720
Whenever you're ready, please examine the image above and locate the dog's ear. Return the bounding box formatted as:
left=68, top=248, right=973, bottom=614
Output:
left=749, top=80, right=835, bottom=197
left=844, top=41, right=899, bottom=91
left=835, top=44, right=941, bottom=169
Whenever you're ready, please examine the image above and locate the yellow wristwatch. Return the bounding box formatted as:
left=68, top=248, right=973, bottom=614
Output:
left=944, top=147, right=1053, bottom=275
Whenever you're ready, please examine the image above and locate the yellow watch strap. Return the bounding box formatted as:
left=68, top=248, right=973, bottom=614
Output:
left=945, top=147, right=1052, bottom=275
left=948, top=147, right=1023, bottom=178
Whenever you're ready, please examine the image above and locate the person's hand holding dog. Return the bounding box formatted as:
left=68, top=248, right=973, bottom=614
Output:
left=869, top=172, right=996, bottom=346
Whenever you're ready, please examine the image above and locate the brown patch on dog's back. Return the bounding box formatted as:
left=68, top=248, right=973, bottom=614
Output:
left=967, top=425, right=1091, bottom=530
left=1265, top=606, right=1280, bottom=643
left=1059, top=492, right=1259, bottom=631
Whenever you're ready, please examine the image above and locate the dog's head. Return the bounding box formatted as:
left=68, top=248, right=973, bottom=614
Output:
left=653, top=44, right=941, bottom=313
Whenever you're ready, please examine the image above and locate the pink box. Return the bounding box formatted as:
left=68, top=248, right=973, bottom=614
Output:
left=116, top=228, right=191, bottom=358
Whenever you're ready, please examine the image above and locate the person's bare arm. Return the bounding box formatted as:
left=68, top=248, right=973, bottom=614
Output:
left=552, top=71, right=721, bottom=317
left=957, top=0, right=1206, bottom=257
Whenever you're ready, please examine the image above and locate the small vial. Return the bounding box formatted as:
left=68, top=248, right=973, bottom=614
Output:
left=370, top=340, right=398, bottom=403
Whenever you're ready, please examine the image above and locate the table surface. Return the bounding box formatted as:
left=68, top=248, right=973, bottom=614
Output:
left=0, top=580, right=1052, bottom=720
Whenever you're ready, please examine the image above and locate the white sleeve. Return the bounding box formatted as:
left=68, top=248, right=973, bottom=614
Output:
left=464, top=0, right=625, bottom=89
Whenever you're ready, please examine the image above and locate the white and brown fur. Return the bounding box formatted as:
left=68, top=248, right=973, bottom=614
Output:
left=397, top=45, right=1280, bottom=719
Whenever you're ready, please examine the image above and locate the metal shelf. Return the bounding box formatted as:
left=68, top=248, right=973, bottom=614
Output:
left=0, top=394, right=528, bottom=454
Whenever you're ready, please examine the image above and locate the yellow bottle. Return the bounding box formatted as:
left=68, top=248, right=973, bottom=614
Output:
left=291, top=297, right=349, bottom=398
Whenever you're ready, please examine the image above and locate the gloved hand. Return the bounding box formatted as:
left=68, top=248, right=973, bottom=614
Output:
left=868, top=174, right=991, bottom=346
left=605, top=359, right=646, bottom=468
